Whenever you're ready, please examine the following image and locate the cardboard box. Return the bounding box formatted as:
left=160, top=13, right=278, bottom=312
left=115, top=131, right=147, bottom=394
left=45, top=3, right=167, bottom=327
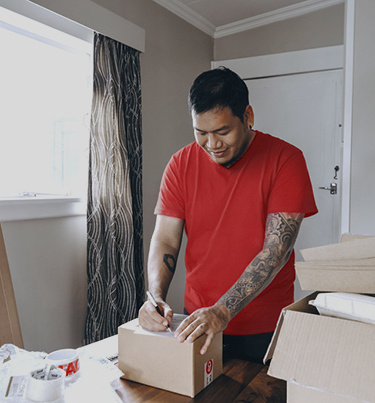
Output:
left=296, top=235, right=375, bottom=292
left=300, top=236, right=375, bottom=262
left=340, top=234, right=374, bottom=243
left=118, top=316, right=222, bottom=397
left=287, top=382, right=360, bottom=403
left=265, top=293, right=375, bottom=402
left=296, top=262, right=375, bottom=293
left=265, top=232, right=375, bottom=403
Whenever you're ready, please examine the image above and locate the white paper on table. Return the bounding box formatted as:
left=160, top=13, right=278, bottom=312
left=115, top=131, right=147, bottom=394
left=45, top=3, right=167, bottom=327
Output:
left=134, top=314, right=188, bottom=337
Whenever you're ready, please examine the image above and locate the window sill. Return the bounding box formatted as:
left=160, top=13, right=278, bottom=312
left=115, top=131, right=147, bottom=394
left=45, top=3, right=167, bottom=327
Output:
left=0, top=196, right=86, bottom=222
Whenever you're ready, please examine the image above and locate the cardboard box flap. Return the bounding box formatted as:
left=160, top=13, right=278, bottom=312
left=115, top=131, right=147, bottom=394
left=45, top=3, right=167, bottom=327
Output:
left=297, top=258, right=375, bottom=267
left=301, top=237, right=375, bottom=262
left=296, top=263, right=375, bottom=293
left=264, top=293, right=318, bottom=363
left=340, top=234, right=374, bottom=243
left=268, top=310, right=375, bottom=402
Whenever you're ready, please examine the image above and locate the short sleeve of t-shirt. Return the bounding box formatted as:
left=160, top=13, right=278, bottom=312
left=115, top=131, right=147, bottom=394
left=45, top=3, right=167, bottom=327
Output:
left=154, top=152, right=185, bottom=219
left=267, top=149, right=317, bottom=218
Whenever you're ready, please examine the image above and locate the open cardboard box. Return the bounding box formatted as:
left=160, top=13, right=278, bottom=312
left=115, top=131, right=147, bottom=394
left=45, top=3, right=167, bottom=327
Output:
left=118, top=316, right=222, bottom=397
left=265, top=234, right=375, bottom=403
left=265, top=293, right=375, bottom=402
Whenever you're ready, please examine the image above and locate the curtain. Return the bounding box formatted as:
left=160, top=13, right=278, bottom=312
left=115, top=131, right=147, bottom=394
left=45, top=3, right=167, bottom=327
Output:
left=85, top=33, right=145, bottom=344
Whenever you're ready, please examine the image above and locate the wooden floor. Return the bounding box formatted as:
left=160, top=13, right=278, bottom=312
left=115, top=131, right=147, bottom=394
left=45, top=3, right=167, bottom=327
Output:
left=113, top=358, right=286, bottom=403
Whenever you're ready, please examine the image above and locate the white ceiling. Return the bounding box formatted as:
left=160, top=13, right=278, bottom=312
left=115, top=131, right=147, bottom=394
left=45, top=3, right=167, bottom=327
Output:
left=153, top=0, right=344, bottom=37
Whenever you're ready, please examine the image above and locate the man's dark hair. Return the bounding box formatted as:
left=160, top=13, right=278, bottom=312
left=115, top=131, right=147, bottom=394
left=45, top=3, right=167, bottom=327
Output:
left=188, top=67, right=249, bottom=122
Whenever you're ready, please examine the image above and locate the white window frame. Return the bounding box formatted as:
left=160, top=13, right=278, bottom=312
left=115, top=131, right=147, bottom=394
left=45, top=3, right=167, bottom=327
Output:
left=0, top=0, right=93, bottom=221
left=0, top=197, right=86, bottom=222
left=0, top=0, right=145, bottom=222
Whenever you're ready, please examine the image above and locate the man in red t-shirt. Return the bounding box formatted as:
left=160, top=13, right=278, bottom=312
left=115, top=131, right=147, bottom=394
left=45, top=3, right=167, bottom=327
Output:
left=139, top=67, right=318, bottom=363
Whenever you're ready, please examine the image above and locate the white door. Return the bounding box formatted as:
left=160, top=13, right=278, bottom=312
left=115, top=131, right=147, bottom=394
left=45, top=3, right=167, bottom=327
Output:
left=245, top=70, right=343, bottom=299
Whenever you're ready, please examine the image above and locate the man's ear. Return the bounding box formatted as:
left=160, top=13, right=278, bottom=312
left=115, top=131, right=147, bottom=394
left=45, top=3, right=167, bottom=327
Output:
left=244, top=105, right=254, bottom=129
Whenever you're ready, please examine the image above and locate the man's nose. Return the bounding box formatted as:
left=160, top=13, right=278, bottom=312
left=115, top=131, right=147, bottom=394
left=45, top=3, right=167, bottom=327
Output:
left=207, top=133, right=222, bottom=149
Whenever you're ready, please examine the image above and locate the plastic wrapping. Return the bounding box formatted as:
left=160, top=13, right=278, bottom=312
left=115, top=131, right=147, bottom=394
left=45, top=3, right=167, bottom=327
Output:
left=309, top=292, right=375, bottom=325
left=0, top=344, right=123, bottom=403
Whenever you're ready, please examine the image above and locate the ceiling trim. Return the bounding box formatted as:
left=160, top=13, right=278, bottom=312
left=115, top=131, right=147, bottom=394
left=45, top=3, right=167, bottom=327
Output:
left=214, top=0, right=345, bottom=38
left=152, top=0, right=215, bottom=37
left=153, top=0, right=344, bottom=39
left=212, top=45, right=344, bottom=79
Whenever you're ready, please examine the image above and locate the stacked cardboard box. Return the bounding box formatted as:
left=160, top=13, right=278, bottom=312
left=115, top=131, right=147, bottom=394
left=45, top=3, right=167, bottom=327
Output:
left=295, top=235, right=375, bottom=293
left=265, top=235, right=375, bottom=403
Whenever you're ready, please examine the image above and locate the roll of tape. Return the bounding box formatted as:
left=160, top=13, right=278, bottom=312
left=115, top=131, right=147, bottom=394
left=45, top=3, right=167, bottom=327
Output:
left=25, top=366, right=65, bottom=402
left=46, top=348, right=80, bottom=379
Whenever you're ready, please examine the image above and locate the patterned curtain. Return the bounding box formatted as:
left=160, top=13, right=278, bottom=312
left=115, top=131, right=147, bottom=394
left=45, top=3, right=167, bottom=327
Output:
left=85, top=33, right=145, bottom=344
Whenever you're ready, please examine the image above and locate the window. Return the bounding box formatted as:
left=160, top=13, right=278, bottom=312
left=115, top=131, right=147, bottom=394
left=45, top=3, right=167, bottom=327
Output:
left=0, top=6, right=92, bottom=200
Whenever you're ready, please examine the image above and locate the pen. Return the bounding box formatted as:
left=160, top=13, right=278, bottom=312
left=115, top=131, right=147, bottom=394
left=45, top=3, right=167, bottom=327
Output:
left=146, top=291, right=172, bottom=332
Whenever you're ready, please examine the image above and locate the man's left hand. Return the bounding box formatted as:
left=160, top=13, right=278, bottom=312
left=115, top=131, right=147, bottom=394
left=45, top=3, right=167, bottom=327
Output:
left=174, top=303, right=231, bottom=355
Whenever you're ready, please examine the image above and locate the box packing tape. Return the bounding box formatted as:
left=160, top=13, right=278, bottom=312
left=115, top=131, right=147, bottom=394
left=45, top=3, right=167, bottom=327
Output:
left=25, top=366, right=65, bottom=402
left=46, top=348, right=80, bottom=380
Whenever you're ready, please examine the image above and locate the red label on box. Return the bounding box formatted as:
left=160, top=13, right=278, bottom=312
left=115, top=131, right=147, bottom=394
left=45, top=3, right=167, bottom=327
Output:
left=204, top=359, right=213, bottom=387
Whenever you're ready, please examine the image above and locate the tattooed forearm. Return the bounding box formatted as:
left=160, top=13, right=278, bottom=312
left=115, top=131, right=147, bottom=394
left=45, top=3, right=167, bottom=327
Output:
left=163, top=254, right=177, bottom=274
left=219, top=212, right=304, bottom=319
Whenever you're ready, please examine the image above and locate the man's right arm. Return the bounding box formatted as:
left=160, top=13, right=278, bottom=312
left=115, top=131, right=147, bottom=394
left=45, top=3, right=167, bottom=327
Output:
left=138, top=214, right=184, bottom=331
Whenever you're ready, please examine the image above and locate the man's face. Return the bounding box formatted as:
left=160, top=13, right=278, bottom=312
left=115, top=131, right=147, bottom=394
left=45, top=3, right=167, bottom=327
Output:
left=192, top=106, right=254, bottom=167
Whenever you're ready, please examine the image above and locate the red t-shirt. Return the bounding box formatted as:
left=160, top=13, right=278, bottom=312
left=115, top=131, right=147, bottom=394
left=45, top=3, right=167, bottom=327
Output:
left=155, top=131, right=318, bottom=335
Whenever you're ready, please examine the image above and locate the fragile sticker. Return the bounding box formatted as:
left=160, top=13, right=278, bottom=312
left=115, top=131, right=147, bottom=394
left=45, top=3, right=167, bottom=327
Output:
left=204, top=359, right=213, bottom=387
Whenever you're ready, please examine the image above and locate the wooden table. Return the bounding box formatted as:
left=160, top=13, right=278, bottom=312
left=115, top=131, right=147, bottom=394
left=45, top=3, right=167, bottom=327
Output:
left=112, top=358, right=286, bottom=403
left=82, top=335, right=285, bottom=403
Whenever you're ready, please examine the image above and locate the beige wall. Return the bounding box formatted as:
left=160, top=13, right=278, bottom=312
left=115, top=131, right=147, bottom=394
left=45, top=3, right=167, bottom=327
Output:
left=3, top=217, right=87, bottom=352
left=350, top=0, right=375, bottom=235
left=214, top=3, right=345, bottom=60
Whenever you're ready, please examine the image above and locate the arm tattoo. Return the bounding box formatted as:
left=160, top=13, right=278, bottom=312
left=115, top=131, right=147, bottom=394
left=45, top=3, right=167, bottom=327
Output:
left=219, top=212, right=304, bottom=318
left=163, top=254, right=177, bottom=274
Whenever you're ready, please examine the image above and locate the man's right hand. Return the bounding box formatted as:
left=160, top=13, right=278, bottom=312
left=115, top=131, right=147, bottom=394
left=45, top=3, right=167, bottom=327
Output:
left=138, top=299, right=173, bottom=332
left=139, top=215, right=183, bottom=332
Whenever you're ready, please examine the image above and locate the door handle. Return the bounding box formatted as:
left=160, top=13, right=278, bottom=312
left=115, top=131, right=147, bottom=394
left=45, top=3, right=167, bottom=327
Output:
left=319, top=182, right=337, bottom=195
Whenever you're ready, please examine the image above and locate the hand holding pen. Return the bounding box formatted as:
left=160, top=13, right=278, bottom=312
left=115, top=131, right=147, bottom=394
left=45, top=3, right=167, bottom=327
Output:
left=146, top=291, right=172, bottom=332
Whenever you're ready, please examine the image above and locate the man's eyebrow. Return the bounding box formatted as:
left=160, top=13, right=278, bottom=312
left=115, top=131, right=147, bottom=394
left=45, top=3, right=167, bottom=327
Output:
left=194, top=125, right=231, bottom=133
